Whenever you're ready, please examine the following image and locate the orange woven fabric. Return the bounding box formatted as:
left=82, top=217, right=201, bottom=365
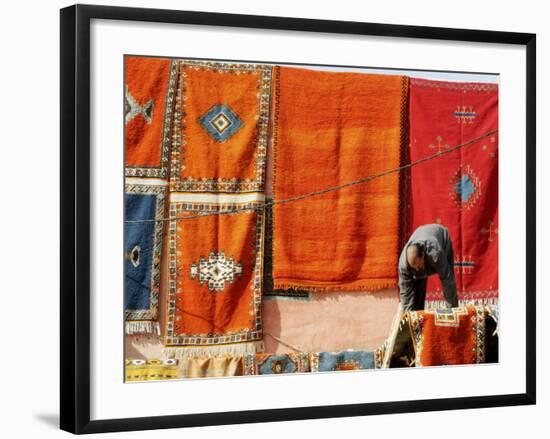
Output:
left=164, top=201, right=263, bottom=347
left=170, top=62, right=272, bottom=192
left=409, top=305, right=486, bottom=366
left=125, top=56, right=173, bottom=171
left=272, top=67, right=407, bottom=292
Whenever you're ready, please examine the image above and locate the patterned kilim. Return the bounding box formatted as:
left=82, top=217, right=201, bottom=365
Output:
left=310, top=351, right=375, bottom=372
left=409, top=79, right=498, bottom=305
left=243, top=353, right=310, bottom=375
left=164, top=195, right=264, bottom=356
left=374, top=312, right=416, bottom=368
left=179, top=356, right=243, bottom=378
left=125, top=359, right=179, bottom=382
left=409, top=305, right=487, bottom=366
left=125, top=56, right=177, bottom=178
left=376, top=306, right=497, bottom=368
left=272, top=67, right=408, bottom=292
left=124, top=183, right=167, bottom=334
left=125, top=357, right=242, bottom=381
left=170, top=61, right=273, bottom=193
left=158, top=59, right=272, bottom=357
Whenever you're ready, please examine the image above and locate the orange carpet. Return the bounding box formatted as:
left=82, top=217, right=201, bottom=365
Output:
left=164, top=200, right=264, bottom=351
left=409, top=305, right=486, bottom=366
left=272, top=66, right=408, bottom=292
left=170, top=61, right=273, bottom=193
left=125, top=56, right=176, bottom=177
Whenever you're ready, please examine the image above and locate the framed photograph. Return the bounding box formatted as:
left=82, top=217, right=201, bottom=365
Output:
left=60, top=4, right=536, bottom=434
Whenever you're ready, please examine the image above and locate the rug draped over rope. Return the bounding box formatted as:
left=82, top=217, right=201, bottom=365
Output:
left=272, top=67, right=408, bottom=292
left=408, top=78, right=499, bottom=306
left=162, top=61, right=273, bottom=357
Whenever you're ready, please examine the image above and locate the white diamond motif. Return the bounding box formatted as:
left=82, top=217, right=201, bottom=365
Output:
left=190, top=252, right=243, bottom=292
left=211, top=113, right=232, bottom=133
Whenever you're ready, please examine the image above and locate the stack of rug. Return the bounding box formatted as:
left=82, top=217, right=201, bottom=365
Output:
left=376, top=305, right=499, bottom=368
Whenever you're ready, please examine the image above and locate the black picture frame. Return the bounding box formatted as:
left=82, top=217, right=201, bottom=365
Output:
left=60, top=4, right=536, bottom=434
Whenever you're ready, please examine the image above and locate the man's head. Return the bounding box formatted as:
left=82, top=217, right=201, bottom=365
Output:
left=406, top=243, right=425, bottom=272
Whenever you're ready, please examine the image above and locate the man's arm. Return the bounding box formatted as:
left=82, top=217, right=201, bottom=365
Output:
left=398, top=269, right=416, bottom=311
left=430, top=250, right=458, bottom=308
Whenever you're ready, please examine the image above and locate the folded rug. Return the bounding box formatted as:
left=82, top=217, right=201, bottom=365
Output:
left=409, top=305, right=487, bottom=366
left=377, top=305, right=497, bottom=367
left=125, top=359, right=179, bottom=382
left=310, top=350, right=375, bottom=372
left=179, top=356, right=243, bottom=378
left=374, top=311, right=416, bottom=368
left=126, top=357, right=243, bottom=381
left=272, top=66, right=407, bottom=292
left=243, top=353, right=310, bottom=375
left=408, top=78, right=499, bottom=306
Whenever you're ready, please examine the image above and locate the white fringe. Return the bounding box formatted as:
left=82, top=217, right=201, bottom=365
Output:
left=125, top=321, right=161, bottom=336
left=425, top=298, right=499, bottom=310
left=163, top=341, right=265, bottom=359
left=262, top=294, right=312, bottom=302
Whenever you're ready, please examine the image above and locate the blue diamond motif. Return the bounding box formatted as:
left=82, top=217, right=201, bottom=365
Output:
left=198, top=104, right=243, bottom=142
left=455, top=174, right=475, bottom=202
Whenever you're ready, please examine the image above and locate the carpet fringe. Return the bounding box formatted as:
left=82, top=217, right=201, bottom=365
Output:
left=125, top=321, right=160, bottom=336
left=163, top=341, right=264, bottom=359
left=272, top=280, right=397, bottom=293
left=425, top=298, right=499, bottom=309
left=262, top=294, right=312, bottom=302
